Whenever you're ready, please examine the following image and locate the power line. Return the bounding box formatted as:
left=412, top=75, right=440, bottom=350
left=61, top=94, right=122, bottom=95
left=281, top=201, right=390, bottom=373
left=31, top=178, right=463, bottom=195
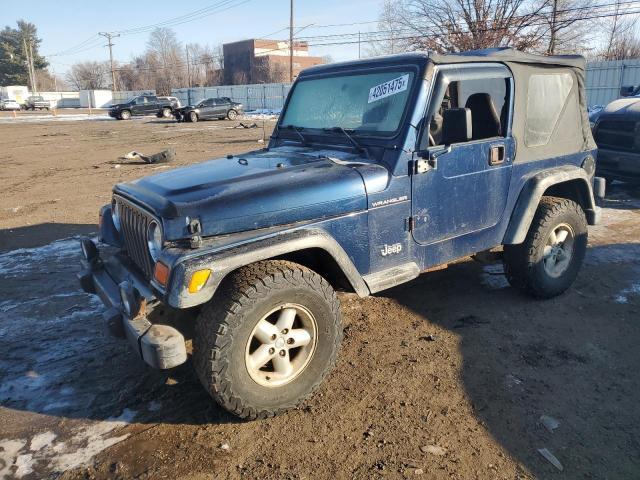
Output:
left=44, top=0, right=252, bottom=58
left=295, top=0, right=640, bottom=41
left=114, top=0, right=252, bottom=35
left=99, top=32, right=120, bottom=90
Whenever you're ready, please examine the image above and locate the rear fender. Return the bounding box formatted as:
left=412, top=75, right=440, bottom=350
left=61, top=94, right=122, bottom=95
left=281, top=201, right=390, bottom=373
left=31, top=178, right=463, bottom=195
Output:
left=503, top=165, right=598, bottom=245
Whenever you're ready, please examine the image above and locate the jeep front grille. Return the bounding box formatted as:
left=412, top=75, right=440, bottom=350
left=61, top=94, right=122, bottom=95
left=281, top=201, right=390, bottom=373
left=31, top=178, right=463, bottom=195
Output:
left=594, top=120, right=638, bottom=151
left=115, top=198, right=155, bottom=278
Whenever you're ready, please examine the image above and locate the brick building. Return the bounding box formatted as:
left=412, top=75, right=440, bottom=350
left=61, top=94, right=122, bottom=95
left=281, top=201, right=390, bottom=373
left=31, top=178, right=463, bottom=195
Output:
left=223, top=39, right=325, bottom=85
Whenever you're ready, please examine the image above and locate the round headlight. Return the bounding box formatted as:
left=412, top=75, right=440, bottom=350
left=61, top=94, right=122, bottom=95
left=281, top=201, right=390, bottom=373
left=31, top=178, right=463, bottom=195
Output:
left=147, top=221, right=163, bottom=262
left=112, top=200, right=121, bottom=231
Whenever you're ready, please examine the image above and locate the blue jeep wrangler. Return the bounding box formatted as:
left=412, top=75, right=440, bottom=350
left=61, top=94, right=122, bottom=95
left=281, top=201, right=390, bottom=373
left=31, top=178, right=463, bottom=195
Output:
left=79, top=48, right=604, bottom=419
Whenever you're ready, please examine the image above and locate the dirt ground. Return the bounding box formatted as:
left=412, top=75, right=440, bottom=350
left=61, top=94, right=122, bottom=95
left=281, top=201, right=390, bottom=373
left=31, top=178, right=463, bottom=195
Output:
left=0, top=114, right=639, bottom=480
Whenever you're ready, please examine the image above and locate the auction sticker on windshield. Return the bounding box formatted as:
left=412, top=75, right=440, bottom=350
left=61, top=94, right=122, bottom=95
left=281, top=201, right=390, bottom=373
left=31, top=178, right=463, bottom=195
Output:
left=368, top=74, right=410, bottom=104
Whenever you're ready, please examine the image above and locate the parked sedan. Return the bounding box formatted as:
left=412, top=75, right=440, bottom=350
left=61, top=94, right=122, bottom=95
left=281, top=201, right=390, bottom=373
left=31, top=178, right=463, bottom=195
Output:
left=0, top=99, right=21, bottom=111
left=174, top=97, right=243, bottom=122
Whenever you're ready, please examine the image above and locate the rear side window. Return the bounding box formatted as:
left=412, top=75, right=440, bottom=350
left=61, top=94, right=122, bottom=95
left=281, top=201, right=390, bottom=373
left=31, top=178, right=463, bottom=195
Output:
left=525, top=73, right=574, bottom=147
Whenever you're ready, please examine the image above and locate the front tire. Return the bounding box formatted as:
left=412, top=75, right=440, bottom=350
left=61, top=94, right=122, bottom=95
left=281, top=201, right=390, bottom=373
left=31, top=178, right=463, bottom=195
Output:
left=503, top=196, right=587, bottom=298
left=119, top=110, right=131, bottom=120
left=161, top=107, right=171, bottom=118
left=227, top=109, right=238, bottom=120
left=193, top=260, right=342, bottom=419
left=189, top=111, right=198, bottom=123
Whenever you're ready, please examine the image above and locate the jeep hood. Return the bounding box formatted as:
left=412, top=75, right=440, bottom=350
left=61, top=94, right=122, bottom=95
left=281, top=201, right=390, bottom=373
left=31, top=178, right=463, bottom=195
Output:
left=114, top=147, right=388, bottom=240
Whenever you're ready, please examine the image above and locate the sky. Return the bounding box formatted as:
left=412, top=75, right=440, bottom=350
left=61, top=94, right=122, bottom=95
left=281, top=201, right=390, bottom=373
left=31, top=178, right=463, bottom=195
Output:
left=3, top=0, right=382, bottom=74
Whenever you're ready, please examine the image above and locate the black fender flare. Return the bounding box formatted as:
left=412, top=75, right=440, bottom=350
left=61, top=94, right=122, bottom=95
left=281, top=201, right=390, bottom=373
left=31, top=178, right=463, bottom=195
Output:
left=166, top=228, right=370, bottom=308
left=503, top=165, right=598, bottom=245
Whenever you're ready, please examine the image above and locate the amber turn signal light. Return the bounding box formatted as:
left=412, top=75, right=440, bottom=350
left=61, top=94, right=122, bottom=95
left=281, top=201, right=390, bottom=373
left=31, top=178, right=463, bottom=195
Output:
left=154, top=261, right=170, bottom=287
left=189, top=269, right=211, bottom=293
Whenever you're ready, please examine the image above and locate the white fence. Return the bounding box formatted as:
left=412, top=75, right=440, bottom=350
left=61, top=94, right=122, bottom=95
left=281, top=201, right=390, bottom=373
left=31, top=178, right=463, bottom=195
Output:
left=586, top=59, right=640, bottom=106
left=172, top=83, right=291, bottom=111
left=32, top=91, right=80, bottom=108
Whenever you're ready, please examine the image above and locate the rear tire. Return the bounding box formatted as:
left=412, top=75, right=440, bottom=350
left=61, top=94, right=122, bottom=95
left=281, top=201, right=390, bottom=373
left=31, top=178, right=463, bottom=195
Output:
left=503, top=196, right=587, bottom=298
left=189, top=111, right=198, bottom=123
left=193, top=260, right=342, bottom=419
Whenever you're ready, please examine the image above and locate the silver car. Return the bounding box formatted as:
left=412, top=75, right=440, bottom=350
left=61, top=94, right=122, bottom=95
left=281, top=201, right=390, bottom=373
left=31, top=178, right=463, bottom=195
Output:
left=0, top=99, right=21, bottom=111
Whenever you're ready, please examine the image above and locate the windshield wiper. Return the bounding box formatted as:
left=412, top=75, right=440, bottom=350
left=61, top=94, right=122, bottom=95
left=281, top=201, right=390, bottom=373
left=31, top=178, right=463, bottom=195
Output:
left=283, top=125, right=309, bottom=145
left=323, top=127, right=370, bottom=159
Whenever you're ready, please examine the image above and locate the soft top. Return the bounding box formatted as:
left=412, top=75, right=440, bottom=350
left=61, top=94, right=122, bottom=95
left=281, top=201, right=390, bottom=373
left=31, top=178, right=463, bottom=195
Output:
left=429, top=47, right=586, bottom=70
left=300, top=48, right=585, bottom=76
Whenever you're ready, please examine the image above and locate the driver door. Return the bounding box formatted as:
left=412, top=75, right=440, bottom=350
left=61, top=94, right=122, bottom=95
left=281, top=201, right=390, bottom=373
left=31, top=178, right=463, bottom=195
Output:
left=411, top=65, right=514, bottom=248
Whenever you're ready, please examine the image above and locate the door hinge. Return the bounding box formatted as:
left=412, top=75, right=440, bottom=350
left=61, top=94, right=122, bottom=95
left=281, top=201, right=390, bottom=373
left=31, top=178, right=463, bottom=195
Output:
left=407, top=216, right=415, bottom=232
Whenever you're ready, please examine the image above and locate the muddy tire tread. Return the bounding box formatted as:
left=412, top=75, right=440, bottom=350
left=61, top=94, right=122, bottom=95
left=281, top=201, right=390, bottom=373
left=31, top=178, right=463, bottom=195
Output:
left=503, top=196, right=587, bottom=298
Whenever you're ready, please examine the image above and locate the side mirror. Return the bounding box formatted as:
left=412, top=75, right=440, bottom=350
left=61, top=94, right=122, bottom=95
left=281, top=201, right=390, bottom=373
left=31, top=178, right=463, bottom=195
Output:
left=620, top=85, right=637, bottom=97
left=442, top=108, right=472, bottom=145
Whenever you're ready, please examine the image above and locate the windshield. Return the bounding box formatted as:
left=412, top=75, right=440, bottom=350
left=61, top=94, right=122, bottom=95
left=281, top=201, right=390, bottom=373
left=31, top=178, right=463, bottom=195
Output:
left=280, top=70, right=415, bottom=135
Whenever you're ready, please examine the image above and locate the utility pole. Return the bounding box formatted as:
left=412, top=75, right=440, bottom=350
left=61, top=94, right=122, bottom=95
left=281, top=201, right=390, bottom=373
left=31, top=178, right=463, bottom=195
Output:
left=186, top=45, right=191, bottom=88
left=28, top=40, right=38, bottom=93
left=289, top=0, right=294, bottom=82
left=99, top=32, right=120, bottom=91
left=23, top=37, right=35, bottom=93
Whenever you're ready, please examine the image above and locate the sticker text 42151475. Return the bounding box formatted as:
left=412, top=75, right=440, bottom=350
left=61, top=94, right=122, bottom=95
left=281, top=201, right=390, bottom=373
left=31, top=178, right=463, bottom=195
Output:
left=368, top=74, right=410, bottom=104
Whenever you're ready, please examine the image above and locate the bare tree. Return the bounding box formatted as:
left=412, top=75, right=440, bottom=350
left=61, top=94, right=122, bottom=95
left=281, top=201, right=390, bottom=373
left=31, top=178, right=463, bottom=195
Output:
left=601, top=24, right=640, bottom=59
left=145, top=27, right=187, bottom=94
left=365, top=0, right=406, bottom=57
left=381, top=0, right=548, bottom=53
left=538, top=0, right=596, bottom=55
left=599, top=0, right=640, bottom=59
left=66, top=61, right=110, bottom=90
left=185, top=43, right=224, bottom=86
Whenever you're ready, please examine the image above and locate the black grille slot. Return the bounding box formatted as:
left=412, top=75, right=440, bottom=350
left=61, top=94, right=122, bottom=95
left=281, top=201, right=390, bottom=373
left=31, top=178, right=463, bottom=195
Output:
left=116, top=198, right=155, bottom=278
left=595, top=120, right=638, bottom=151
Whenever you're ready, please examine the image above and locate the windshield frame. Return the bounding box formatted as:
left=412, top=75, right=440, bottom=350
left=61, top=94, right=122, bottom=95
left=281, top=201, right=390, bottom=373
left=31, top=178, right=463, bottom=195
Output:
left=277, top=63, right=421, bottom=141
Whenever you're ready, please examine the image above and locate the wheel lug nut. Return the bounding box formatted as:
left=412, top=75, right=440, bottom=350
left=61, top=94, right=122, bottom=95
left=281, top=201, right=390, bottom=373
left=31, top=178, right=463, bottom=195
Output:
left=269, top=347, right=275, bottom=354
left=282, top=328, right=289, bottom=334
left=279, top=350, right=286, bottom=356
left=287, top=338, right=294, bottom=345
left=270, top=334, right=277, bottom=341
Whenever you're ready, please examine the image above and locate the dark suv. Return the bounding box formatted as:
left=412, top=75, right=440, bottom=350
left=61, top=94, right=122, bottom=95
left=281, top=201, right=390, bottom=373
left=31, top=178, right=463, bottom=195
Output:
left=108, top=95, right=174, bottom=120
left=592, top=86, right=640, bottom=185
left=174, top=97, right=243, bottom=122
left=80, top=48, right=604, bottom=420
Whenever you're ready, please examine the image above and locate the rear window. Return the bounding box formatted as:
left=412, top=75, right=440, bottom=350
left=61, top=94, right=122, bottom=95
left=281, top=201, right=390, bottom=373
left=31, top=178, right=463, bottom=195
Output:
left=525, top=73, right=574, bottom=147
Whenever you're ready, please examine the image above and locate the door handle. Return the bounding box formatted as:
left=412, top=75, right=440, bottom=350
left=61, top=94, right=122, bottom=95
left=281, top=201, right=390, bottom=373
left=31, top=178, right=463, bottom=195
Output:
left=489, top=144, right=505, bottom=165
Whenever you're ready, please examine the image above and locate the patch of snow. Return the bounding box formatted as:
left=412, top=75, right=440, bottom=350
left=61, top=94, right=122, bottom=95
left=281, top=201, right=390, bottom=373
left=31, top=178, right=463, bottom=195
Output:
left=0, top=411, right=136, bottom=478
left=29, top=432, right=56, bottom=451
left=244, top=108, right=280, bottom=120
left=0, top=439, right=27, bottom=479
left=0, top=114, right=112, bottom=124
left=614, top=283, right=640, bottom=304
left=0, top=238, right=80, bottom=276
left=13, top=454, right=34, bottom=478
left=50, top=409, right=137, bottom=472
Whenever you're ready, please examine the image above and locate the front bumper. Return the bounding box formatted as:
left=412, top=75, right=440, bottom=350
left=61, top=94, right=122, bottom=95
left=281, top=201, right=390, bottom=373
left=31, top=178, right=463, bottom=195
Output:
left=596, top=148, right=640, bottom=182
left=77, top=238, right=187, bottom=369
